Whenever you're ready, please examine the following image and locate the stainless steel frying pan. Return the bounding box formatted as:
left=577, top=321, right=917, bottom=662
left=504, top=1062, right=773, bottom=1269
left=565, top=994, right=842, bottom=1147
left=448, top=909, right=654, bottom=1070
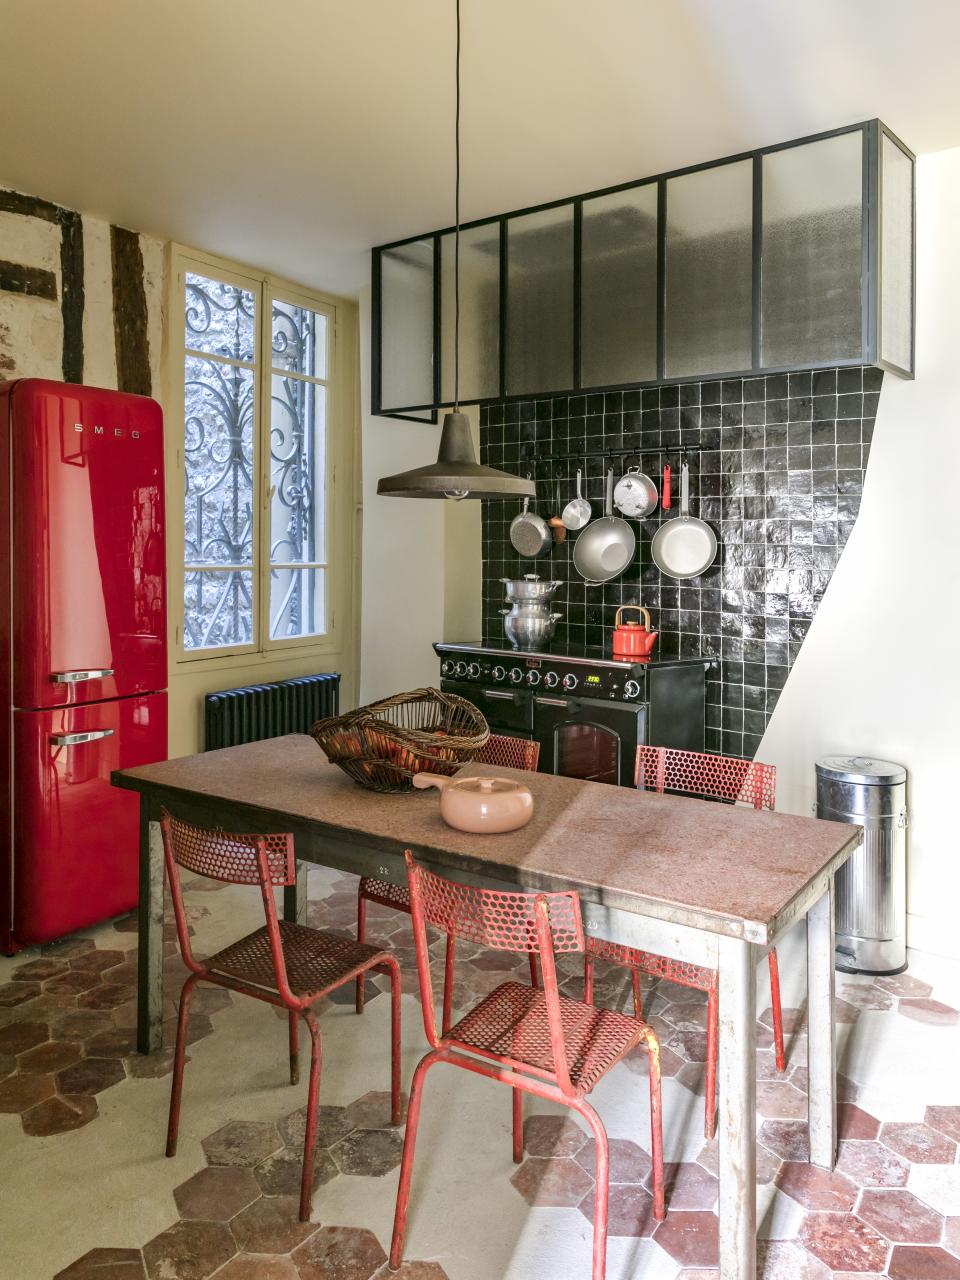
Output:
left=573, top=469, right=636, bottom=584
left=510, top=494, right=551, bottom=558
left=651, top=461, right=717, bottom=579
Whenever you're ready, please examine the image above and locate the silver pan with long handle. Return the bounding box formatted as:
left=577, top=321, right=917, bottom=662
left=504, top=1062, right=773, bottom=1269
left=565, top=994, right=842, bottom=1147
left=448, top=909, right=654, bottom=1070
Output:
left=510, top=493, right=551, bottom=558
left=573, top=468, right=635, bottom=584
left=651, top=460, right=717, bottom=579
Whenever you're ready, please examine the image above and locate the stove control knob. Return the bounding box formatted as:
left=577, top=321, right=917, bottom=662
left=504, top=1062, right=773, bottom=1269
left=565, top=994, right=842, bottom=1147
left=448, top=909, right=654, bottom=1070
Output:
left=467, top=663, right=481, bottom=679
left=508, top=667, right=524, bottom=685
left=526, top=669, right=541, bottom=687
left=624, top=678, right=642, bottom=700
left=454, top=661, right=468, bottom=677
left=491, top=665, right=506, bottom=682
left=543, top=671, right=560, bottom=689
left=440, top=659, right=455, bottom=677
left=562, top=673, right=578, bottom=692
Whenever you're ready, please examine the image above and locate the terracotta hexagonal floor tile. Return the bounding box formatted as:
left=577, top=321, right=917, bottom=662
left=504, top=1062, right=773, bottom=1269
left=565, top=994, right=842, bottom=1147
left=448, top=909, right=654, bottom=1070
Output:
left=21, top=1092, right=98, bottom=1136
left=510, top=1155, right=593, bottom=1207
left=756, top=1080, right=808, bottom=1119
left=838, top=1103, right=881, bottom=1141
left=142, top=1220, right=236, bottom=1280
left=880, top=1121, right=958, bottom=1164
left=12, top=957, right=70, bottom=983
left=331, top=1127, right=403, bottom=1178
left=18, top=1039, right=83, bottom=1074
left=876, top=972, right=933, bottom=998
left=759, top=1119, right=809, bottom=1161
left=0, top=1070, right=55, bottom=1113
left=858, top=1188, right=944, bottom=1243
left=341, top=1090, right=405, bottom=1132
left=85, top=1027, right=138, bottom=1058
left=56, top=1057, right=126, bottom=1096
left=926, top=1107, right=960, bottom=1144
left=756, top=1240, right=831, bottom=1279
left=0, top=981, right=40, bottom=1007
left=124, top=1048, right=178, bottom=1080
left=280, top=1104, right=350, bottom=1150
left=370, top=1264, right=451, bottom=1279
left=53, top=1246, right=145, bottom=1279
left=888, top=1245, right=960, bottom=1279
left=645, top=1161, right=718, bottom=1211
left=624, top=1042, right=684, bottom=1078
left=213, top=1257, right=299, bottom=1280
left=834, top=999, right=860, bottom=1025
left=202, top=1119, right=283, bottom=1167
left=838, top=983, right=894, bottom=1012
left=836, top=1139, right=910, bottom=1187
left=173, top=1165, right=260, bottom=1220
left=578, top=1182, right=658, bottom=1237
left=676, top=1271, right=719, bottom=1280
left=898, top=999, right=960, bottom=1026
left=760, top=1005, right=807, bottom=1034
left=652, top=1210, right=719, bottom=1266
left=77, top=983, right=135, bottom=1011
left=946, top=1217, right=960, bottom=1258
left=230, top=1196, right=319, bottom=1254
left=0, top=1020, right=48, bottom=1055
left=291, top=1225, right=387, bottom=1280
left=50, top=1009, right=113, bottom=1042
left=776, top=1161, right=858, bottom=1211
left=798, top=1212, right=891, bottom=1272
left=575, top=1136, right=651, bottom=1184
left=254, top=1145, right=338, bottom=1197
left=44, top=969, right=101, bottom=996
left=68, top=949, right=127, bottom=975
left=523, top=1114, right=588, bottom=1158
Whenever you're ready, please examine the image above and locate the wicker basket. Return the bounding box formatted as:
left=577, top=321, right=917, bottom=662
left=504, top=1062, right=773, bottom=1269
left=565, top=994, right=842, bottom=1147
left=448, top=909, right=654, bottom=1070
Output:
left=310, top=687, right=490, bottom=793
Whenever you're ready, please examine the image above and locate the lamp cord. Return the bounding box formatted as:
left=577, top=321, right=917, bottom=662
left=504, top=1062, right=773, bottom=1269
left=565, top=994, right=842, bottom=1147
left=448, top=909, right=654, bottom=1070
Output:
left=454, top=0, right=461, bottom=412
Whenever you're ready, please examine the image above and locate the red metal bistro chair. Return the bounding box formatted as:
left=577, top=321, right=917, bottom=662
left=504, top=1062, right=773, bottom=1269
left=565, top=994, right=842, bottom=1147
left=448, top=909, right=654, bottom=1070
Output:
left=355, top=734, right=540, bottom=1020
left=161, top=810, right=402, bottom=1222
left=584, top=746, right=784, bottom=1139
left=390, top=851, right=665, bottom=1280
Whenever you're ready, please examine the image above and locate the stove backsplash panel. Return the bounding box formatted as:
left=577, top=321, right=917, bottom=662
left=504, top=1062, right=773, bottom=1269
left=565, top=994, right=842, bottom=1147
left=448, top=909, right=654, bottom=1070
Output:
left=479, top=366, right=882, bottom=759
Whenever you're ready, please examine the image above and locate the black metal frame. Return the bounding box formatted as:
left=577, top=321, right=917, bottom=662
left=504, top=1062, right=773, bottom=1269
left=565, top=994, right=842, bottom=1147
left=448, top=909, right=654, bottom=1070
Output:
left=372, top=118, right=915, bottom=417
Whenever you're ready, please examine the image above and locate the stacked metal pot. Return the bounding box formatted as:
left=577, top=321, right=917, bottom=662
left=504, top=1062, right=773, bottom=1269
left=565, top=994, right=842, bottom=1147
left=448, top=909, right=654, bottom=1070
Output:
left=499, top=575, right=562, bottom=650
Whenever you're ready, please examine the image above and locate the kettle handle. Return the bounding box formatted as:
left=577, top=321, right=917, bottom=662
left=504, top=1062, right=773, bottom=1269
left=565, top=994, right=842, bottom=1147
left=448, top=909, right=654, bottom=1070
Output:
left=615, top=605, right=651, bottom=629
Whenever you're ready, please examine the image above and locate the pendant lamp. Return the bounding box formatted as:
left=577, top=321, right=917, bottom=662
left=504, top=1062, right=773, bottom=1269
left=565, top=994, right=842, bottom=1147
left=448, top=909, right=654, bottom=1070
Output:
left=376, top=0, right=534, bottom=502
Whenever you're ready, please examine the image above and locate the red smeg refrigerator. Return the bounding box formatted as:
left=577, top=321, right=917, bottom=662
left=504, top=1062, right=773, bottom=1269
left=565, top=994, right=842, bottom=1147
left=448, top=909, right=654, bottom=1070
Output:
left=0, top=379, right=168, bottom=953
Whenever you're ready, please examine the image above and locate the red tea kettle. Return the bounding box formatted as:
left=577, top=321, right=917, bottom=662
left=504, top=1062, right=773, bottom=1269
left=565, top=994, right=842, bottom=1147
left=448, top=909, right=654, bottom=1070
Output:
left=612, top=605, right=658, bottom=662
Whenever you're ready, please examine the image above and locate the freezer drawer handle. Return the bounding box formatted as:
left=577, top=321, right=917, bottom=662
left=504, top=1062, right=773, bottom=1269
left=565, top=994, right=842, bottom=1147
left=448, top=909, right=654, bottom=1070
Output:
left=49, top=729, right=115, bottom=746
left=51, top=669, right=114, bottom=684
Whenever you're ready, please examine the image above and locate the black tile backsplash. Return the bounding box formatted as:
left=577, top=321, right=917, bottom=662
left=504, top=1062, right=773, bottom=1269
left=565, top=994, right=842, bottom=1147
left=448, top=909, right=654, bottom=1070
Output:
left=480, top=365, right=882, bottom=759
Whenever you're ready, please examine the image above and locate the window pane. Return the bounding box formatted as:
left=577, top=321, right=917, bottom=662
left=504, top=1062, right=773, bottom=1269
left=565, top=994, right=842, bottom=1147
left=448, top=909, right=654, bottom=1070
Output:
left=440, top=224, right=500, bottom=402
left=379, top=240, right=434, bottom=410
left=184, top=355, right=255, bottom=566
left=581, top=185, right=658, bottom=387
left=761, top=132, right=863, bottom=368
left=272, top=300, right=327, bottom=378
left=880, top=134, right=914, bottom=373
left=185, top=272, right=255, bottom=361
left=665, top=161, right=753, bottom=377
left=269, top=375, right=325, bottom=568
left=270, top=566, right=325, bottom=640
left=183, top=569, right=253, bottom=650
left=506, top=205, right=574, bottom=395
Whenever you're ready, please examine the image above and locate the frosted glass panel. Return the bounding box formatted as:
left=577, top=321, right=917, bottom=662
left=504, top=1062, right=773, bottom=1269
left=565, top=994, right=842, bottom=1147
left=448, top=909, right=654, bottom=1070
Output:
left=440, top=224, right=500, bottom=402
left=880, top=135, right=914, bottom=373
left=581, top=185, right=658, bottom=386
left=665, top=162, right=753, bottom=377
left=379, top=241, right=434, bottom=411
left=761, top=132, right=863, bottom=367
left=506, top=205, right=574, bottom=395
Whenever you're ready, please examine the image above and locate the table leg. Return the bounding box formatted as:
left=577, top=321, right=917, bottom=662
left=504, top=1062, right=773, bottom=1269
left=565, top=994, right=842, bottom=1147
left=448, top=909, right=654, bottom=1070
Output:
left=807, top=882, right=837, bottom=1168
left=137, top=807, right=165, bottom=1054
left=284, top=859, right=308, bottom=925
left=717, top=934, right=757, bottom=1280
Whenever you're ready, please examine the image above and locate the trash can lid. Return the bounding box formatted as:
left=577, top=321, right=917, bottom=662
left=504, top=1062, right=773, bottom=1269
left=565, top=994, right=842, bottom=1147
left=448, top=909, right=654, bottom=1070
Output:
left=816, top=755, right=906, bottom=785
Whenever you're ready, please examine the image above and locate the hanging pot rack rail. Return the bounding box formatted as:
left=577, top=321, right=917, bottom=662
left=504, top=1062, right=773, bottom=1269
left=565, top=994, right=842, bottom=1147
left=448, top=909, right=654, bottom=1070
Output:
left=518, top=445, right=701, bottom=472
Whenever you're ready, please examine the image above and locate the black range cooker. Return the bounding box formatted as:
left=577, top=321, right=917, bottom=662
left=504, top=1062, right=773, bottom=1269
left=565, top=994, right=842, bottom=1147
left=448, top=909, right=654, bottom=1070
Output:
left=436, top=641, right=710, bottom=788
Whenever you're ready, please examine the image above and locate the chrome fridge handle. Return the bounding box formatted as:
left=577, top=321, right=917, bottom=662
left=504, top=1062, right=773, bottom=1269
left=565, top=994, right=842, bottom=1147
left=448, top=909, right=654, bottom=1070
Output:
left=51, top=669, right=114, bottom=684
left=49, top=729, right=115, bottom=746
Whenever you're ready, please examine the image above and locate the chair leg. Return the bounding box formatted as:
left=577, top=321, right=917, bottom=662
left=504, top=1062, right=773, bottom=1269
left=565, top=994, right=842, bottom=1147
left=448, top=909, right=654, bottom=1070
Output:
left=165, top=973, right=198, bottom=1157
left=641, top=1027, right=666, bottom=1221
left=631, top=968, right=643, bottom=1020
left=299, top=1012, right=323, bottom=1223
left=441, top=934, right=456, bottom=1036
left=584, top=951, right=595, bottom=1005
left=768, top=948, right=786, bottom=1073
left=390, top=1050, right=441, bottom=1271
left=288, top=1011, right=300, bottom=1086
left=387, top=957, right=403, bottom=1125
left=704, top=987, right=719, bottom=1140
left=571, top=1099, right=610, bottom=1280
left=355, top=893, right=367, bottom=1014
left=512, top=1087, right=523, bottom=1164
left=528, top=953, right=540, bottom=990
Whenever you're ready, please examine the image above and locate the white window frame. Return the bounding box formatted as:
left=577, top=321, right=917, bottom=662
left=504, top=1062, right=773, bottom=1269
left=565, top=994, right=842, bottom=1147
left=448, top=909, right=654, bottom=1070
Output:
left=166, top=245, right=354, bottom=668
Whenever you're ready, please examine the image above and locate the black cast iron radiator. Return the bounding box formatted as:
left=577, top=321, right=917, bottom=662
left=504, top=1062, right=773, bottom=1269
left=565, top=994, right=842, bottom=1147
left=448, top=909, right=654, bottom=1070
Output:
left=203, top=673, right=340, bottom=751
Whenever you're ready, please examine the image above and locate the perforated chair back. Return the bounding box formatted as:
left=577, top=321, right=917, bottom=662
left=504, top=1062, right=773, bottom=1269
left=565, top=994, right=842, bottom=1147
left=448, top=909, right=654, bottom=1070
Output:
left=474, top=734, right=540, bottom=772
left=163, top=810, right=296, bottom=885
left=634, top=745, right=776, bottom=811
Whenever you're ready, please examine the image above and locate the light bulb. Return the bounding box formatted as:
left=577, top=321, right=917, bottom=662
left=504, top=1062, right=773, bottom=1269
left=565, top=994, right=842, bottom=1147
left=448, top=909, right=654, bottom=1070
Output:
left=444, top=489, right=469, bottom=501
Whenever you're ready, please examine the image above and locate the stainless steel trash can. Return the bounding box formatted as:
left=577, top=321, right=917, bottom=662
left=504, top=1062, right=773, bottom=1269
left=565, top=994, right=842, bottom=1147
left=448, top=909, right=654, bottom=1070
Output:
left=816, top=756, right=907, bottom=976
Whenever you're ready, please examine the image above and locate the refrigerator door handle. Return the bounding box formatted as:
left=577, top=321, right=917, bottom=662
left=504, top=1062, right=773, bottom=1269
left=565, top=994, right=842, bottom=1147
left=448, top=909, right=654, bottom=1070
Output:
left=49, top=729, right=115, bottom=746
left=51, top=669, right=114, bottom=684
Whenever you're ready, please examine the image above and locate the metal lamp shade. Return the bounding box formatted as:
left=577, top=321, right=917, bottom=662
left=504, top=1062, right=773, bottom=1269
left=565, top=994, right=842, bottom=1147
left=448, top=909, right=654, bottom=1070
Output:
left=376, top=412, right=534, bottom=500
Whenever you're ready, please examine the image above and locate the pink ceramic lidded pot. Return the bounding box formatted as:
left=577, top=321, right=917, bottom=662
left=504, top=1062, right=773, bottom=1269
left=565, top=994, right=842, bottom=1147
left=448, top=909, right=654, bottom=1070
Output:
left=412, top=773, right=534, bottom=833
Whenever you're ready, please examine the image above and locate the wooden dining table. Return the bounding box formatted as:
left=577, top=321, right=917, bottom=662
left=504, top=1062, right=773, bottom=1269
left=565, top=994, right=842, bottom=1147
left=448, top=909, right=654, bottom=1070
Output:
left=113, top=734, right=861, bottom=1280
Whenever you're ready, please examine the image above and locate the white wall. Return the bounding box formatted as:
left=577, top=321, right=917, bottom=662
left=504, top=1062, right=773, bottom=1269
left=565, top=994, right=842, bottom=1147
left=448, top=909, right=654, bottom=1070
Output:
left=759, top=146, right=960, bottom=959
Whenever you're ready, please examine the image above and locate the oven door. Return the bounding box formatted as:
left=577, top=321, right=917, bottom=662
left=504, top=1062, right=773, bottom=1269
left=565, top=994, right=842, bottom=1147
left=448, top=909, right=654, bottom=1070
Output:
left=440, top=679, right=533, bottom=738
left=534, top=694, right=646, bottom=787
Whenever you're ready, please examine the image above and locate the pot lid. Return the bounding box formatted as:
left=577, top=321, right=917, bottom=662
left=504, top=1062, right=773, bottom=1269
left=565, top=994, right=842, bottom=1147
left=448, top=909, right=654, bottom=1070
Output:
left=451, top=775, right=528, bottom=794
left=816, top=755, right=907, bottom=785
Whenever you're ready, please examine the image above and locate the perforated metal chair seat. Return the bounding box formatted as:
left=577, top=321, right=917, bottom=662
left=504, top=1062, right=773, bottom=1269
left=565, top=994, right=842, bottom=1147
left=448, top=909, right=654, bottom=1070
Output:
left=206, top=921, right=390, bottom=999
left=445, top=980, right=649, bottom=1095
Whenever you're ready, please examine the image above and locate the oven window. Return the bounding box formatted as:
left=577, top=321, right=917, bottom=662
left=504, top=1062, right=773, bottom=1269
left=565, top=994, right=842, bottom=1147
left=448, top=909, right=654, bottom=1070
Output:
left=556, top=722, right=620, bottom=786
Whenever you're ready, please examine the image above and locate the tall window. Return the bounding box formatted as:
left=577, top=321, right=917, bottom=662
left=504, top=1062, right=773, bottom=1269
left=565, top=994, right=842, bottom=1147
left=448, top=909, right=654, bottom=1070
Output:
left=175, top=254, right=337, bottom=656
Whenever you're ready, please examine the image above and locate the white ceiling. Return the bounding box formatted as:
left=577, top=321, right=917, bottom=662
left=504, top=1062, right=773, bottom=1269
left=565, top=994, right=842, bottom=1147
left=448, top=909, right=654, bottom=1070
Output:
left=1, top=0, right=959, bottom=296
